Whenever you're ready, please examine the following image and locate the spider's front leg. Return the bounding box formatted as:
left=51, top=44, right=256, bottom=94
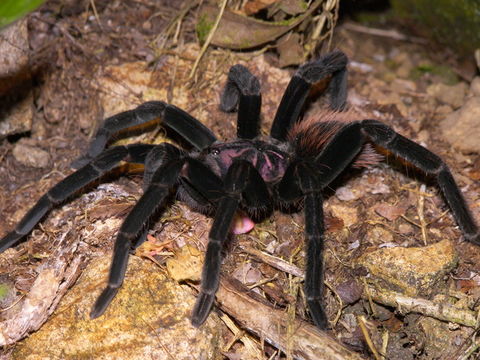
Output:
left=0, top=144, right=154, bottom=253
left=270, top=50, right=348, bottom=141
left=191, top=160, right=270, bottom=327
left=90, top=145, right=187, bottom=318
left=72, top=101, right=217, bottom=169
left=220, top=64, right=261, bottom=139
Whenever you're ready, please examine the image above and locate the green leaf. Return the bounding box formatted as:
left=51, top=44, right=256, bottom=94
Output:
left=0, top=0, right=45, bottom=29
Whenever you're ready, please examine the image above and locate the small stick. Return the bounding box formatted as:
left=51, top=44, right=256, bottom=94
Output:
left=364, top=284, right=478, bottom=328
left=189, top=0, right=228, bottom=80
left=343, top=22, right=427, bottom=44
left=242, top=246, right=304, bottom=278
left=357, top=315, right=382, bottom=360
left=418, top=184, right=428, bottom=245
left=216, top=276, right=366, bottom=360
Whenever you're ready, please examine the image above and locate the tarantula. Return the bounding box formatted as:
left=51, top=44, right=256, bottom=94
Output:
left=1, top=50, right=478, bottom=330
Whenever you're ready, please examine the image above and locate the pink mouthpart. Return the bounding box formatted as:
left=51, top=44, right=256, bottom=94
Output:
left=232, top=213, right=255, bottom=235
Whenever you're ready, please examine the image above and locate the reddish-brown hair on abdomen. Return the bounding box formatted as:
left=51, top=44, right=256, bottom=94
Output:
left=287, top=109, right=383, bottom=168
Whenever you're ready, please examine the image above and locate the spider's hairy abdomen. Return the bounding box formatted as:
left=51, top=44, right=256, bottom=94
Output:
left=288, top=109, right=383, bottom=168
left=203, top=139, right=289, bottom=183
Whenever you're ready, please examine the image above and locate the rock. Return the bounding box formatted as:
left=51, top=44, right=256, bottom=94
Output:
left=356, top=239, right=457, bottom=296
left=440, top=97, right=480, bottom=153
left=419, top=309, right=470, bottom=359
left=470, top=77, right=480, bottom=96
left=0, top=19, right=33, bottom=137
left=0, top=91, right=33, bottom=138
left=390, top=51, right=414, bottom=79
left=426, top=82, right=468, bottom=109
left=336, top=185, right=361, bottom=201
left=328, top=204, right=358, bottom=227
left=366, top=226, right=394, bottom=244
left=12, top=142, right=50, bottom=168
left=13, top=256, right=222, bottom=359
left=0, top=19, right=30, bottom=95
left=391, top=78, right=417, bottom=93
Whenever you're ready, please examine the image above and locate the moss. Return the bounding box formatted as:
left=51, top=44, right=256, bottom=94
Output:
left=196, top=14, right=214, bottom=44
left=391, top=0, right=480, bottom=55
left=0, top=283, right=9, bottom=300
left=410, top=63, right=459, bottom=85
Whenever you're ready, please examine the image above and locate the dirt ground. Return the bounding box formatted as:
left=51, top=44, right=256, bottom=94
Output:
left=0, top=0, right=479, bottom=359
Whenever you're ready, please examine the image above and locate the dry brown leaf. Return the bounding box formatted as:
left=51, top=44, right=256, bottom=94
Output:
left=198, top=0, right=323, bottom=50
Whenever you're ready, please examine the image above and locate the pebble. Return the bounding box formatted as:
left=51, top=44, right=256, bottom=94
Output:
left=12, top=142, right=50, bottom=168
left=426, top=82, right=468, bottom=109
left=440, top=97, right=480, bottom=153
left=470, top=77, right=480, bottom=96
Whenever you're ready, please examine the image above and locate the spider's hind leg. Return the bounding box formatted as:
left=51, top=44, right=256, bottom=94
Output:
left=220, top=64, right=262, bottom=139
left=0, top=144, right=154, bottom=253
left=270, top=50, right=348, bottom=141
left=361, top=120, right=480, bottom=243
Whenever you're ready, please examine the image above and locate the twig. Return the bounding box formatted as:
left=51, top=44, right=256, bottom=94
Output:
left=89, top=0, right=103, bottom=31
left=381, top=330, right=389, bottom=359
left=325, top=280, right=344, bottom=326
left=242, top=246, right=304, bottom=278
left=357, top=315, right=382, bottom=360
left=418, top=184, right=428, bottom=245
left=189, top=0, right=228, bottom=80
left=216, top=276, right=366, bottom=360
left=343, top=22, right=427, bottom=44
left=220, top=313, right=263, bottom=359
left=364, top=284, right=479, bottom=328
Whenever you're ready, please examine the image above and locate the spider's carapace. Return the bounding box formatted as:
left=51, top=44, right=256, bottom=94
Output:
left=203, top=139, right=289, bottom=183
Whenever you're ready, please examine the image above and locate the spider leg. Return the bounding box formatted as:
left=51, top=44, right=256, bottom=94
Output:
left=278, top=162, right=328, bottom=329
left=361, top=120, right=480, bottom=243
left=298, top=165, right=328, bottom=329
left=278, top=120, right=479, bottom=330
left=0, top=144, right=154, bottom=253
left=90, top=151, right=232, bottom=318
left=191, top=160, right=270, bottom=327
left=270, top=50, right=348, bottom=141
left=90, top=157, right=186, bottom=319
left=182, top=158, right=224, bottom=204
left=72, top=101, right=217, bottom=168
left=310, top=120, right=479, bottom=241
left=220, top=64, right=261, bottom=139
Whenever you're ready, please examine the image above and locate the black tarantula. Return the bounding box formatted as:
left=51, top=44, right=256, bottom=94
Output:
left=1, top=50, right=479, bottom=330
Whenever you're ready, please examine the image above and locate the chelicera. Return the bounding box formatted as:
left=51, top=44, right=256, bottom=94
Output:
left=1, top=50, right=478, bottom=330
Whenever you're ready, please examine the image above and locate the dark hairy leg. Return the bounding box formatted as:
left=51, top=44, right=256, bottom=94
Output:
left=312, top=119, right=479, bottom=241
left=220, top=64, right=262, bottom=140
left=191, top=160, right=270, bottom=327
left=277, top=162, right=328, bottom=329
left=277, top=119, right=479, bottom=329
left=270, top=50, right=348, bottom=141
left=0, top=144, right=155, bottom=253
left=72, top=101, right=217, bottom=168
left=361, top=120, right=479, bottom=243
left=90, top=157, right=186, bottom=318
